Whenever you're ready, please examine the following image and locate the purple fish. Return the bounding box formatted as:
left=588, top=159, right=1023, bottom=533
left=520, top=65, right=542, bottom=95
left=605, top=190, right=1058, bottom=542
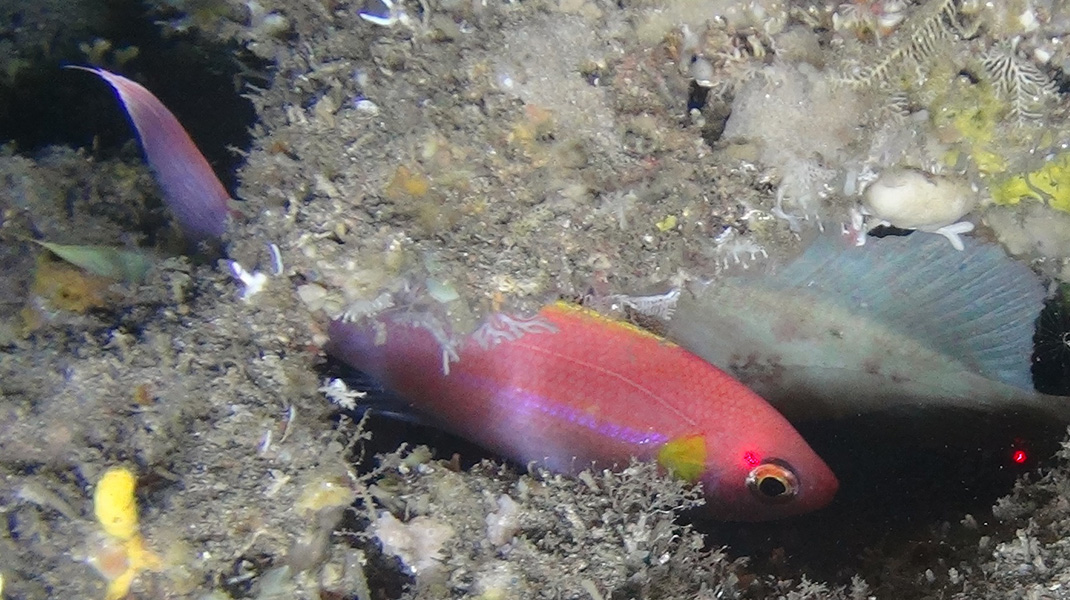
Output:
left=70, top=66, right=231, bottom=241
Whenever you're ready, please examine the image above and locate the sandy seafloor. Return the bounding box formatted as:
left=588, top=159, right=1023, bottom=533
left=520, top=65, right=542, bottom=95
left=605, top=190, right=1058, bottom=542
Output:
left=7, top=0, right=1070, bottom=598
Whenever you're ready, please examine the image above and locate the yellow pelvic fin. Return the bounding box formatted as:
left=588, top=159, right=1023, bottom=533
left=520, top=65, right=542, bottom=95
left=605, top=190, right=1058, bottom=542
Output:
left=657, top=434, right=707, bottom=483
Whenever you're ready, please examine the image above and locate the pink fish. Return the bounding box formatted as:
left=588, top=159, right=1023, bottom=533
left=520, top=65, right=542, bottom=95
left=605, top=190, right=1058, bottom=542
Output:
left=69, top=66, right=232, bottom=241
left=328, top=302, right=838, bottom=521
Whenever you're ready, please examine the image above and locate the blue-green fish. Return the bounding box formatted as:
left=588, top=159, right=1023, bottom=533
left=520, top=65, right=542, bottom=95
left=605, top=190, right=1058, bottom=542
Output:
left=666, top=233, right=1070, bottom=423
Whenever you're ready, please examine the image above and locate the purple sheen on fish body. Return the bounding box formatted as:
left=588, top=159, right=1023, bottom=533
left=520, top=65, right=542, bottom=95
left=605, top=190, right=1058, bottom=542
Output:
left=71, top=66, right=231, bottom=241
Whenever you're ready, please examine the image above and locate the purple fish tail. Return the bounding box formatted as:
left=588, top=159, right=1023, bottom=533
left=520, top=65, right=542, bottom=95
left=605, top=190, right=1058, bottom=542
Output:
left=71, top=66, right=231, bottom=241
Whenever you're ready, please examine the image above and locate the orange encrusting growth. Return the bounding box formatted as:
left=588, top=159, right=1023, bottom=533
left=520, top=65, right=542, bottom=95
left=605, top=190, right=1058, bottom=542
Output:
left=327, top=302, right=838, bottom=520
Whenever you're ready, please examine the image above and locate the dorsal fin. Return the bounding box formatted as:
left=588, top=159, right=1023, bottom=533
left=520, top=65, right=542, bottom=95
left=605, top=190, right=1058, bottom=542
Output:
left=753, top=233, right=1046, bottom=390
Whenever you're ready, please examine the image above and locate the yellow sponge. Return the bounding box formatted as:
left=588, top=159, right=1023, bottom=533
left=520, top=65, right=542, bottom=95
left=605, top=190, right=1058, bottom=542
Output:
left=991, top=153, right=1070, bottom=213
left=91, top=467, right=161, bottom=599
left=94, top=468, right=139, bottom=541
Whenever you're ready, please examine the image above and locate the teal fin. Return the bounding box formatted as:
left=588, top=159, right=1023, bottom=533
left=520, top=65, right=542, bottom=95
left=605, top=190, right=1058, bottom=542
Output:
left=757, top=233, right=1045, bottom=391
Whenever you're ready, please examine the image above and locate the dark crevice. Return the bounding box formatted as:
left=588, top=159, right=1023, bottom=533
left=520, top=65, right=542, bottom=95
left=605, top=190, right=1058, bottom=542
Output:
left=0, top=0, right=260, bottom=194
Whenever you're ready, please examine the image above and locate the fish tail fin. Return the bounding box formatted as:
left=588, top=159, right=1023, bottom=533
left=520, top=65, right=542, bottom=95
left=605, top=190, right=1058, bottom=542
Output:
left=67, top=66, right=232, bottom=241
left=326, top=318, right=390, bottom=376
left=325, top=319, right=436, bottom=425
left=320, top=370, right=429, bottom=425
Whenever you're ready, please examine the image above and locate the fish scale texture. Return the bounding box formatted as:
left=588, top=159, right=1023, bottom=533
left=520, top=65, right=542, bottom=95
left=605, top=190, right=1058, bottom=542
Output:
left=328, top=302, right=839, bottom=520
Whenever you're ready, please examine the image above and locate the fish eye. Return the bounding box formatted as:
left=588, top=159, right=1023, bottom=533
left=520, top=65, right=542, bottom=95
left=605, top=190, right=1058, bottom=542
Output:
left=746, top=459, right=799, bottom=503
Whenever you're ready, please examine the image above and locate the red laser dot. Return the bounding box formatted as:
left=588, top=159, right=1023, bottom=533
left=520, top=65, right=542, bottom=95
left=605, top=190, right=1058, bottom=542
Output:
left=743, top=451, right=760, bottom=467
left=1012, top=449, right=1027, bottom=464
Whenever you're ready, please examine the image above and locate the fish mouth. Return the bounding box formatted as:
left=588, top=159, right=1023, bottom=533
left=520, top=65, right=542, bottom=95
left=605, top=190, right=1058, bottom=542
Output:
left=811, top=469, right=840, bottom=509
left=797, top=461, right=840, bottom=516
